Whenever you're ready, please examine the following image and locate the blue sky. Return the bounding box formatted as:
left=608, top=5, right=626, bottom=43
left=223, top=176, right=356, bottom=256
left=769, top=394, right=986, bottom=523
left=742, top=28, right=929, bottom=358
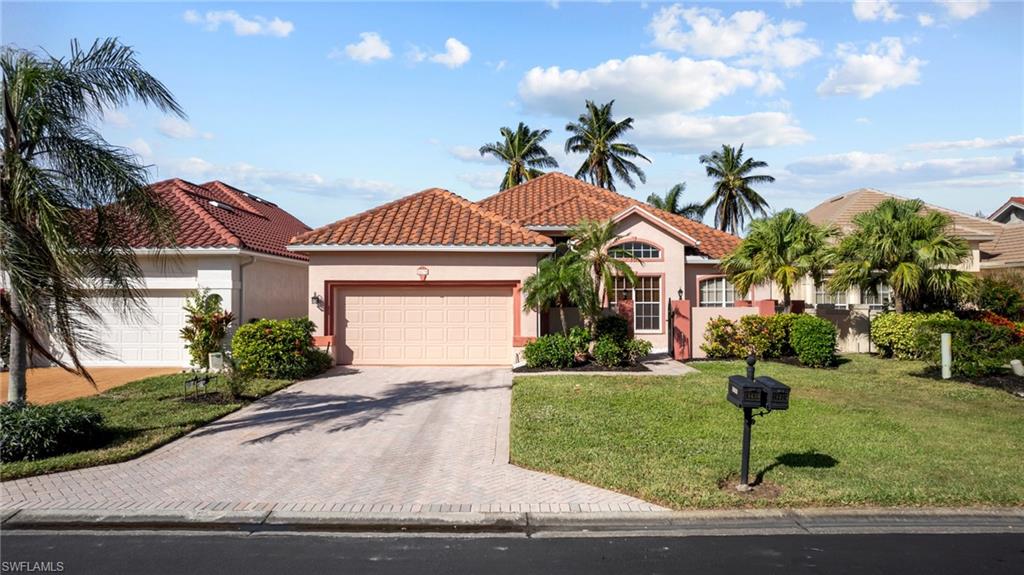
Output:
left=4, top=1, right=1022, bottom=229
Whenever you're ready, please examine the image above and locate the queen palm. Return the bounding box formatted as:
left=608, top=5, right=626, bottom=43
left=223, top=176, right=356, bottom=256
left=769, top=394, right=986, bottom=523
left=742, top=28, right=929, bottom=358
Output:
left=720, top=209, right=835, bottom=308
left=521, top=250, right=591, bottom=335
left=479, top=122, right=559, bottom=191
left=2, top=39, right=183, bottom=402
left=828, top=198, right=974, bottom=312
left=567, top=219, right=639, bottom=327
left=565, top=100, right=649, bottom=191
left=646, top=182, right=706, bottom=220
left=699, top=144, right=774, bottom=234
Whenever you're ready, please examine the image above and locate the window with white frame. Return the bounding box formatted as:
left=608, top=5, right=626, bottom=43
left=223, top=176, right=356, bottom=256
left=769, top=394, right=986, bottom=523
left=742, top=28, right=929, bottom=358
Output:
left=698, top=277, right=736, bottom=308
left=614, top=276, right=661, bottom=331
left=815, top=284, right=848, bottom=309
left=862, top=284, right=893, bottom=308
left=614, top=241, right=660, bottom=259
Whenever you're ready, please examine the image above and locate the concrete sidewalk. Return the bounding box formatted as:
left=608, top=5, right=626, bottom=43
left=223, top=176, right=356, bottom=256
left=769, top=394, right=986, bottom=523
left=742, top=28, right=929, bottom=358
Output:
left=3, top=507, right=1021, bottom=536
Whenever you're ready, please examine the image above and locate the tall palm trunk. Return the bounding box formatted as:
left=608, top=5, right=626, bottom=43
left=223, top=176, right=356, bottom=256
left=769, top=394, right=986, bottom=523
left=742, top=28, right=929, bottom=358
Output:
left=557, top=302, right=568, bottom=336
left=7, top=290, right=28, bottom=403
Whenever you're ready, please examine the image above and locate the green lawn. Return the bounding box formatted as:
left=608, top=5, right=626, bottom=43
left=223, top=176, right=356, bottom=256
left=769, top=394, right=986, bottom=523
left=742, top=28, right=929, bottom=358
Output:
left=510, top=355, right=1024, bottom=509
left=1, top=373, right=293, bottom=481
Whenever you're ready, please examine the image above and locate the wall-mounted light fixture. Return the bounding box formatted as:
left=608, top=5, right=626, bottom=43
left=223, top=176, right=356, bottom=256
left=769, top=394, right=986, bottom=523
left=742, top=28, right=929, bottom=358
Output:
left=311, top=292, right=324, bottom=310
left=416, top=266, right=429, bottom=281
left=677, top=288, right=684, bottom=300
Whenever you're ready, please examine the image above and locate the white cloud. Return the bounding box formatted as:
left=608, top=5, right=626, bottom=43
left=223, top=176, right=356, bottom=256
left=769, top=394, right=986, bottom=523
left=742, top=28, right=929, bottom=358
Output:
left=458, top=170, right=505, bottom=191
left=817, top=37, right=924, bottom=99
left=633, top=111, right=813, bottom=153
left=129, top=138, right=152, bottom=160
left=183, top=9, right=293, bottom=38
left=917, top=13, right=936, bottom=27
left=907, top=134, right=1024, bottom=151
left=648, top=4, right=821, bottom=68
left=449, top=145, right=500, bottom=164
left=492, top=60, right=507, bottom=72
left=935, top=0, right=990, bottom=20
left=157, top=117, right=213, bottom=140
left=333, top=32, right=392, bottom=63
left=430, top=38, right=472, bottom=68
left=406, top=45, right=427, bottom=63
left=101, top=108, right=132, bottom=128
left=852, top=1, right=902, bottom=23
left=518, top=53, right=780, bottom=116
left=855, top=117, right=872, bottom=124
left=784, top=0, right=804, bottom=7
left=786, top=151, right=1017, bottom=180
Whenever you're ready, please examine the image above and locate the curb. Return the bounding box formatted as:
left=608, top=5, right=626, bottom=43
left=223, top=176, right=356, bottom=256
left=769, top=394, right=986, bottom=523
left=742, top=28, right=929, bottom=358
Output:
left=2, top=507, right=1022, bottom=536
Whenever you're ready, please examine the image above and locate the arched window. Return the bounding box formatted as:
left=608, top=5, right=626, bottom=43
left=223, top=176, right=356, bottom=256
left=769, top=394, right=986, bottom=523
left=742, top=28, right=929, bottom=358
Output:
left=699, top=277, right=736, bottom=307
left=614, top=241, right=660, bottom=259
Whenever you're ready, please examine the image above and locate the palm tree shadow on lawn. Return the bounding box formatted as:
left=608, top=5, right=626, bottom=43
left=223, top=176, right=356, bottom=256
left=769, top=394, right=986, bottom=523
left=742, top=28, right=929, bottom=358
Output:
left=752, top=450, right=839, bottom=486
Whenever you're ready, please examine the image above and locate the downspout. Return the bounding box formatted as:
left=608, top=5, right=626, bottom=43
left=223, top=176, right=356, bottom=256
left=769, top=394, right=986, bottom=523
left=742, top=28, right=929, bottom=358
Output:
left=237, top=255, right=256, bottom=325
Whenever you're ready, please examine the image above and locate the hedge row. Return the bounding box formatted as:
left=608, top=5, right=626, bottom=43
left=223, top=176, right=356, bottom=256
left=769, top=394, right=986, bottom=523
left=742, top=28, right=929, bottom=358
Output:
left=702, top=313, right=837, bottom=368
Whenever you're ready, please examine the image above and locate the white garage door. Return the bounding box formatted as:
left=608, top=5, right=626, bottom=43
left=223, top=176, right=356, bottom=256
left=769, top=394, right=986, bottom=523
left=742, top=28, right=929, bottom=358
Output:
left=76, top=290, right=190, bottom=366
left=336, top=287, right=512, bottom=365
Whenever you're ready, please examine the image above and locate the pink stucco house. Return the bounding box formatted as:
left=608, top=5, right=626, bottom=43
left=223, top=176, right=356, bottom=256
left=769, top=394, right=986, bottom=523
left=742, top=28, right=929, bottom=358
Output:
left=288, top=172, right=743, bottom=366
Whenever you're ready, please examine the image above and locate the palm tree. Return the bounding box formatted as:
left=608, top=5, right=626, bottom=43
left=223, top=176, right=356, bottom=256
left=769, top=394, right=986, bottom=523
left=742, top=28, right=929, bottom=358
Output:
left=646, top=182, right=706, bottom=220
left=2, top=39, right=183, bottom=403
left=565, top=100, right=649, bottom=191
left=699, top=144, right=774, bottom=234
left=521, top=250, right=592, bottom=334
left=720, top=209, right=835, bottom=308
left=567, top=219, right=639, bottom=327
left=479, top=122, right=559, bottom=191
left=828, top=198, right=974, bottom=312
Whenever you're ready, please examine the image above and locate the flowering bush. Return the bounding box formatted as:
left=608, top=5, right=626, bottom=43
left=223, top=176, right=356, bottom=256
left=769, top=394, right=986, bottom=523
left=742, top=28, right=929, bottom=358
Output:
left=701, top=316, right=744, bottom=359
left=180, top=289, right=234, bottom=368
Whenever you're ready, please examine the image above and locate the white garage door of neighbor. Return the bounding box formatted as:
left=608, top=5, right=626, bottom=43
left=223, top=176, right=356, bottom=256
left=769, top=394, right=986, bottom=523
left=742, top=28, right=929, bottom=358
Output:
left=76, top=290, right=190, bottom=366
left=336, top=287, right=512, bottom=365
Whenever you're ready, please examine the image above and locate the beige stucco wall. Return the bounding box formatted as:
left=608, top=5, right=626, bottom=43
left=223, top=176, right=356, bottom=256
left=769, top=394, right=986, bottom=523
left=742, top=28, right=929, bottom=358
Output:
left=612, top=213, right=689, bottom=351
left=240, top=257, right=309, bottom=322
left=301, top=251, right=543, bottom=360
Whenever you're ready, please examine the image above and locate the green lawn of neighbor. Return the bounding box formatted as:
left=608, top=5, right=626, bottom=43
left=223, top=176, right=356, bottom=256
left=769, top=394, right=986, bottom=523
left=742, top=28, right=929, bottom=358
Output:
left=1, top=373, right=294, bottom=481
left=510, top=354, right=1024, bottom=509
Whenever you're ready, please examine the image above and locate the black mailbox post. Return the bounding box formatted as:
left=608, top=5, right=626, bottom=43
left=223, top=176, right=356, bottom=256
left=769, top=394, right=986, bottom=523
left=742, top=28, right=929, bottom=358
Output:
left=726, top=356, right=790, bottom=490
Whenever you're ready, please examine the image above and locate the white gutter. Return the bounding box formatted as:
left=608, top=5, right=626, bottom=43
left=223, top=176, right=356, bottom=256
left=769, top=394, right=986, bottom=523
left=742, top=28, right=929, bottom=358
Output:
left=686, top=256, right=721, bottom=264
left=131, top=247, right=307, bottom=265
left=286, top=244, right=555, bottom=253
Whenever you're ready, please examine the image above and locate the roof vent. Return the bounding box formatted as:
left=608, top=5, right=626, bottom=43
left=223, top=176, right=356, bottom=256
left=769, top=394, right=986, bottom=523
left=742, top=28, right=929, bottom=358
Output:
left=208, top=200, right=236, bottom=213
left=829, top=195, right=846, bottom=203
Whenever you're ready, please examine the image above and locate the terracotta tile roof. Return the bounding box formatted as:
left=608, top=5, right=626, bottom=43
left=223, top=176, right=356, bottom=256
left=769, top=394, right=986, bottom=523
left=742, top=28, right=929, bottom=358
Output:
left=806, top=188, right=1002, bottom=240
left=124, top=179, right=310, bottom=261
left=291, top=188, right=554, bottom=247
left=981, top=224, right=1024, bottom=269
left=478, top=172, right=741, bottom=258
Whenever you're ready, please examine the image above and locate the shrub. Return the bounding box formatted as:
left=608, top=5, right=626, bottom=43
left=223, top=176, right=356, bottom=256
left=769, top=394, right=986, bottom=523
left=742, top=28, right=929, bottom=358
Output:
left=916, top=318, right=1014, bottom=378
left=0, top=402, right=105, bottom=462
left=231, top=318, right=331, bottom=379
left=977, top=277, right=1024, bottom=321
left=595, top=315, right=630, bottom=345
left=978, top=311, right=1024, bottom=341
left=871, top=311, right=956, bottom=359
left=701, top=316, right=743, bottom=359
left=624, top=338, right=653, bottom=365
left=567, top=326, right=591, bottom=359
left=523, top=334, right=575, bottom=369
left=737, top=314, right=790, bottom=359
left=592, top=336, right=624, bottom=368
left=180, top=289, right=235, bottom=368
left=790, top=315, right=837, bottom=368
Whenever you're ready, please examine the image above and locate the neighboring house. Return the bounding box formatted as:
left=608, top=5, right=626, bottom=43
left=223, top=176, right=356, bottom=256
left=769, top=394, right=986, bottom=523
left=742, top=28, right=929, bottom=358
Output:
left=288, top=172, right=741, bottom=366
left=72, top=179, right=310, bottom=367
left=981, top=197, right=1024, bottom=273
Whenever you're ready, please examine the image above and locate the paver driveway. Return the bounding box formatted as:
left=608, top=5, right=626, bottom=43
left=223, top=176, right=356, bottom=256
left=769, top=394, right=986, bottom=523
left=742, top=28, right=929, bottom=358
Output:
left=2, top=367, right=662, bottom=513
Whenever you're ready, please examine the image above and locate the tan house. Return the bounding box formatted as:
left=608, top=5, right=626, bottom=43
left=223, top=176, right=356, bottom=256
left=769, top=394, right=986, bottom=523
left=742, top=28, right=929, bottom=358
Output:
left=288, top=172, right=742, bottom=366
left=981, top=197, right=1024, bottom=273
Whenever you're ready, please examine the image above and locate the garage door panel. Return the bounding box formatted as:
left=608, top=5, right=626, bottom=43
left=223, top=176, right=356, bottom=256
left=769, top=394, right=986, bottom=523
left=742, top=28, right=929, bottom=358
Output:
left=77, top=290, right=190, bottom=367
left=336, top=287, right=512, bottom=366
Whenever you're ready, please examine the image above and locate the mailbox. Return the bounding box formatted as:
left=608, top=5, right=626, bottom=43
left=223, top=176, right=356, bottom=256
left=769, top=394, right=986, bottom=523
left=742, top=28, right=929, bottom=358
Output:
left=727, top=375, right=764, bottom=409
left=755, top=376, right=790, bottom=411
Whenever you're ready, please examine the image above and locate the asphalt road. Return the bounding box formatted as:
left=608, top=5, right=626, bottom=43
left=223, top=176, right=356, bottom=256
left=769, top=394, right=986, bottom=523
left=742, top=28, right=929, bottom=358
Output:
left=2, top=531, right=1022, bottom=575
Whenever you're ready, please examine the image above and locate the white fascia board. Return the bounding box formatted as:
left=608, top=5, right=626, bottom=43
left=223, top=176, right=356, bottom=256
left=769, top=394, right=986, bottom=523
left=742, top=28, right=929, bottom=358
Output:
left=686, top=256, right=721, bottom=264
left=984, top=201, right=1022, bottom=223
left=132, top=247, right=307, bottom=265
left=287, top=244, right=556, bottom=253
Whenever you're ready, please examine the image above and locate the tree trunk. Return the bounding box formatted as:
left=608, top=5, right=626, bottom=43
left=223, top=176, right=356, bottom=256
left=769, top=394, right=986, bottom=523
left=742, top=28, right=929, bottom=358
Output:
left=7, top=289, right=28, bottom=403
left=558, top=304, right=568, bottom=336
left=894, top=294, right=905, bottom=313
left=782, top=288, right=791, bottom=311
